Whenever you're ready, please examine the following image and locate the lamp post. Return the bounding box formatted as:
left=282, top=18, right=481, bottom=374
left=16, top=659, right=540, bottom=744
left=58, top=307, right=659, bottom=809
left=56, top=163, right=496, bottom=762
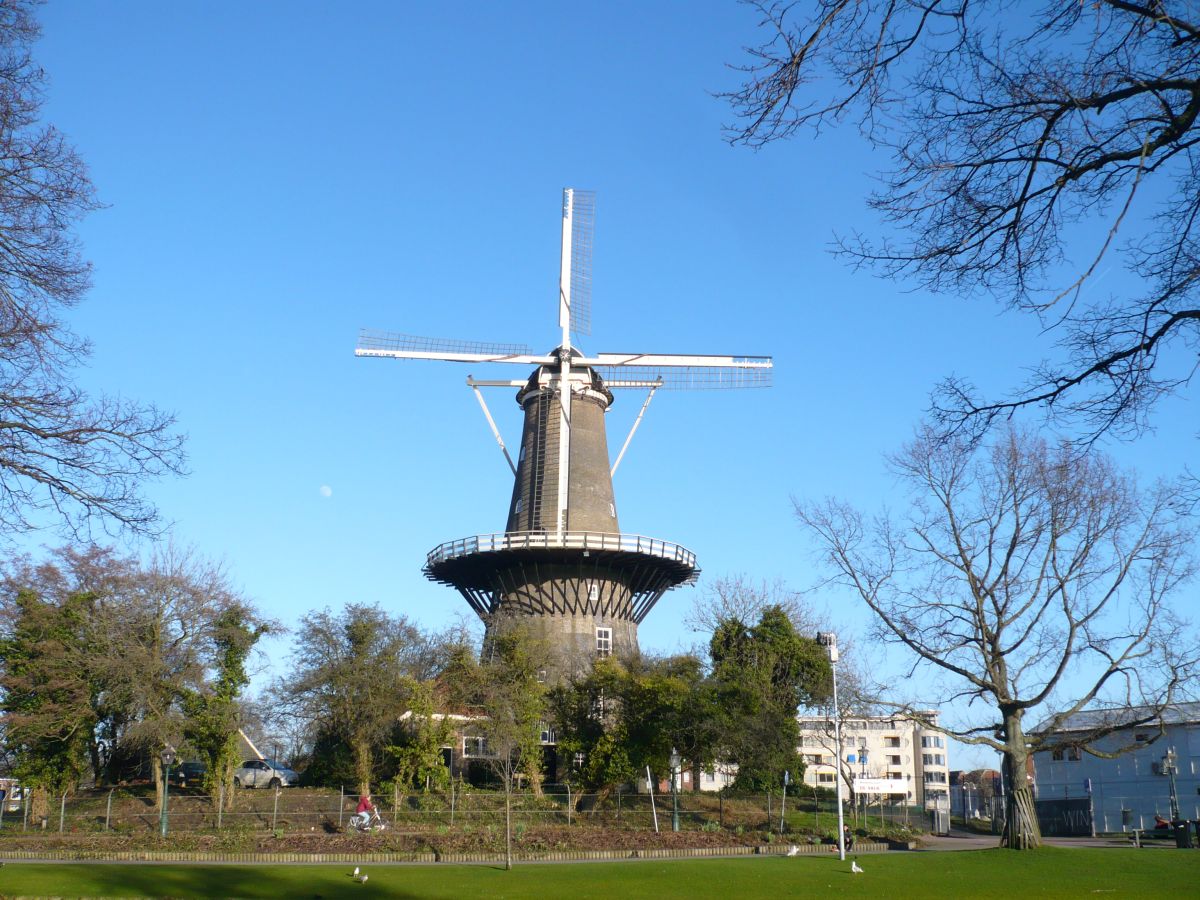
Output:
left=1162, top=747, right=1179, bottom=822
left=818, top=632, right=846, bottom=861
left=159, top=746, right=176, bottom=839
left=669, top=747, right=680, bottom=833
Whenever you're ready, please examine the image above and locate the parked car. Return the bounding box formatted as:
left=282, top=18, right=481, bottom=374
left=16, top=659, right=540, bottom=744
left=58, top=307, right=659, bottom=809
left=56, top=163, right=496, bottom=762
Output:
left=169, top=761, right=207, bottom=789
left=232, top=758, right=298, bottom=789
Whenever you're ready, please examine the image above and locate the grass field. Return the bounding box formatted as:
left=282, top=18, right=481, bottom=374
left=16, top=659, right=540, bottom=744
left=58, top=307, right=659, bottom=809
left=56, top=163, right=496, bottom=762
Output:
left=1, top=848, right=1198, bottom=898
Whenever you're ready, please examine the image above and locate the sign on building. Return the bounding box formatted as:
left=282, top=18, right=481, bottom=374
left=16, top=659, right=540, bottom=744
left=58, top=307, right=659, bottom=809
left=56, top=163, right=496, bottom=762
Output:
left=853, top=777, right=908, bottom=795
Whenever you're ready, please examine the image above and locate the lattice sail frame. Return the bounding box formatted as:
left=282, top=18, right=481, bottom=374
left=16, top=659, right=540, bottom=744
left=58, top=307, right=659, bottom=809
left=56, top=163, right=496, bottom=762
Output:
left=567, top=189, right=594, bottom=340
left=598, top=362, right=772, bottom=390
left=357, top=330, right=532, bottom=358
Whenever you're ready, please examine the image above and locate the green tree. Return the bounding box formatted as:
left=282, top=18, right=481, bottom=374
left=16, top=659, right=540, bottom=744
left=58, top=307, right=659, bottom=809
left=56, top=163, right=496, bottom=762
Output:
left=447, top=622, right=549, bottom=870
left=388, top=678, right=454, bottom=797
left=181, top=605, right=267, bottom=809
left=710, top=605, right=831, bottom=792
left=0, top=588, right=97, bottom=820
left=275, top=604, right=428, bottom=795
left=0, top=545, right=261, bottom=812
left=550, top=654, right=721, bottom=799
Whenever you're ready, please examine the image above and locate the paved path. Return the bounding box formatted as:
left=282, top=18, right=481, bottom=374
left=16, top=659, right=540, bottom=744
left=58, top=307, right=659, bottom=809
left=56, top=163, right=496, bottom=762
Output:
left=918, top=824, right=1169, bottom=851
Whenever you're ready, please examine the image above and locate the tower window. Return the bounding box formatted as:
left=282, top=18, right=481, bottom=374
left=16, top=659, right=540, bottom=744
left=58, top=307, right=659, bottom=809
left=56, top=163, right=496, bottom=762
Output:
left=515, top=497, right=524, bottom=513
left=609, top=502, right=615, bottom=517
left=588, top=583, right=600, bottom=602
left=596, top=627, right=612, bottom=658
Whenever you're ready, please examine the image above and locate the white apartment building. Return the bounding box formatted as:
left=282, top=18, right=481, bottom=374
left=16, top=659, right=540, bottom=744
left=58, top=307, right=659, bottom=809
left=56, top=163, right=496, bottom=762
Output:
left=797, top=710, right=950, bottom=808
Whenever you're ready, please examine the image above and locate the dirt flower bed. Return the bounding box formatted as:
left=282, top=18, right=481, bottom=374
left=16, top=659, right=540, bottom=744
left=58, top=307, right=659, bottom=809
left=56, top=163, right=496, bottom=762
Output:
left=0, top=824, right=804, bottom=856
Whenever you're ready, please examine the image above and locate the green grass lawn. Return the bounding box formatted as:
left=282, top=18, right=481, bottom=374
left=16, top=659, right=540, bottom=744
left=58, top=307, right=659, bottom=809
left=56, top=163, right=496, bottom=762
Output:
left=1, top=847, right=1197, bottom=898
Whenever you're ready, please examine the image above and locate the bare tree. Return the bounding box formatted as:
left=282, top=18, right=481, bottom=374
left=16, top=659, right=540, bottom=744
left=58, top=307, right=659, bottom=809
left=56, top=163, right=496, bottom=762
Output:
left=724, top=2, right=1200, bottom=445
left=796, top=427, right=1197, bottom=848
left=686, top=574, right=824, bottom=637
left=0, top=0, right=184, bottom=538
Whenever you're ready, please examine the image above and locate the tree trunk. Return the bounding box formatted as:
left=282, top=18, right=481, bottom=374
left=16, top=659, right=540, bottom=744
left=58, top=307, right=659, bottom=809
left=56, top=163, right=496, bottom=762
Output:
left=1000, top=713, right=1042, bottom=849
left=30, top=786, right=49, bottom=826
left=504, top=774, right=513, bottom=870
left=89, top=739, right=104, bottom=785
left=352, top=739, right=372, bottom=798
left=152, top=756, right=164, bottom=813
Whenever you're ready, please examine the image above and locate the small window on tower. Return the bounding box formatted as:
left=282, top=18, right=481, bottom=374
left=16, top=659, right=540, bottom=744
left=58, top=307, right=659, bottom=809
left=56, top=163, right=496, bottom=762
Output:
left=596, top=627, right=612, bottom=658
left=515, top=498, right=525, bottom=514
left=609, top=502, right=615, bottom=517
left=588, top=583, right=600, bottom=602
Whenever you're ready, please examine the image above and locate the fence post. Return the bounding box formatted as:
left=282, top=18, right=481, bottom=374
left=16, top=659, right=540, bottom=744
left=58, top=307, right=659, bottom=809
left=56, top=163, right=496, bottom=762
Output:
left=338, top=786, right=344, bottom=828
left=450, top=781, right=456, bottom=826
left=22, top=790, right=28, bottom=830
left=617, top=789, right=622, bottom=822
left=105, top=790, right=113, bottom=831
left=766, top=791, right=771, bottom=829
left=719, top=791, right=724, bottom=829
left=218, top=782, right=224, bottom=830
left=0, top=794, right=5, bottom=830
left=647, top=766, right=659, bottom=834
left=566, top=783, right=572, bottom=826
left=272, top=788, right=280, bottom=831
left=58, top=792, right=66, bottom=833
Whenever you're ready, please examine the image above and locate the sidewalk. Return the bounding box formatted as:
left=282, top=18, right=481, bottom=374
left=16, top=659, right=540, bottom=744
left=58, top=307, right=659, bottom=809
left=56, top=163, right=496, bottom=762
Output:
left=919, top=824, right=1172, bottom=851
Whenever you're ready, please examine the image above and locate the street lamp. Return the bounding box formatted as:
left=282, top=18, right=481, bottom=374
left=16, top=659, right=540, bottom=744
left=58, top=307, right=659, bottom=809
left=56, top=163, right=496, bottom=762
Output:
left=159, top=745, right=176, bottom=838
left=1162, top=747, right=1179, bottom=822
left=669, top=747, right=681, bottom=833
left=818, top=632, right=846, bottom=861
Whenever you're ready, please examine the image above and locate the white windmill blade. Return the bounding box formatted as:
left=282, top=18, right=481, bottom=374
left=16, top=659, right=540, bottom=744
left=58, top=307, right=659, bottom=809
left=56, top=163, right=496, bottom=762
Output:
left=559, top=188, right=595, bottom=346
left=355, top=329, right=553, bottom=365
left=585, top=352, right=773, bottom=390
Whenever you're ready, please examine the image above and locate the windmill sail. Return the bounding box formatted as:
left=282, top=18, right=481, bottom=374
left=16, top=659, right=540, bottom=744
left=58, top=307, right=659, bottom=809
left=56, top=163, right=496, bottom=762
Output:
left=566, top=189, right=595, bottom=339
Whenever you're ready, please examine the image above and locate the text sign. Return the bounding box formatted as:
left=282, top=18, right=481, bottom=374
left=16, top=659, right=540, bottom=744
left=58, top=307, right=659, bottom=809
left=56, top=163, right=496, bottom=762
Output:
left=853, top=777, right=907, bottom=794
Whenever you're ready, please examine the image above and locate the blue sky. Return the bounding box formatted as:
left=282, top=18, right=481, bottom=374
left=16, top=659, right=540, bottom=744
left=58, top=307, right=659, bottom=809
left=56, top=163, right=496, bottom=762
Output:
left=29, top=2, right=1197, bottom=770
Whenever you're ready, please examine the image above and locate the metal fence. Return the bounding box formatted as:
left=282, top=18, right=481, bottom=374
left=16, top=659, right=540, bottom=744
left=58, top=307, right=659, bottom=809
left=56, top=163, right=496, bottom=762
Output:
left=0, top=786, right=928, bottom=836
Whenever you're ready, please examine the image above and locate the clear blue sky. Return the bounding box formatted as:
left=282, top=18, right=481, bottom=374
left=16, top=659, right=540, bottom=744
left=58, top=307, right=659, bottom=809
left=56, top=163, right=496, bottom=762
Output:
left=30, top=2, right=1196, bottom=770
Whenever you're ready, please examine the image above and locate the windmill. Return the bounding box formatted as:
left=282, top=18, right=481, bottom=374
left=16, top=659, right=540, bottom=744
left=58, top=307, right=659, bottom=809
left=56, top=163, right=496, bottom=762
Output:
left=357, top=188, right=771, bottom=674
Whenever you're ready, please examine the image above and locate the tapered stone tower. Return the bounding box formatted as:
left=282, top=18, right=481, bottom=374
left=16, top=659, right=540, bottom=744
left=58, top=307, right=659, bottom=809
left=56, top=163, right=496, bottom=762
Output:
left=357, top=189, right=771, bottom=675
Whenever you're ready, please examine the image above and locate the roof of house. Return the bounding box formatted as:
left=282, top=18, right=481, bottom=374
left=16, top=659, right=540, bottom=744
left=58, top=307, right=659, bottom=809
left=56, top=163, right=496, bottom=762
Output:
left=1036, top=701, right=1200, bottom=734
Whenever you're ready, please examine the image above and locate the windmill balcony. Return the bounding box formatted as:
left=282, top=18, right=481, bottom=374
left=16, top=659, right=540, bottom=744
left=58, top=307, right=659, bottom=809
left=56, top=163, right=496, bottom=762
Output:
left=423, top=530, right=699, bottom=627
left=426, top=530, right=697, bottom=569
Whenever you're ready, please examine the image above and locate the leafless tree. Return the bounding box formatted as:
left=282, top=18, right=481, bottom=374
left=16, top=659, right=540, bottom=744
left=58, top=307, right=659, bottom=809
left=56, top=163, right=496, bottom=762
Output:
left=687, top=574, right=824, bottom=636
left=724, top=1, right=1200, bottom=445
left=796, top=427, right=1197, bottom=848
left=0, top=1, right=184, bottom=539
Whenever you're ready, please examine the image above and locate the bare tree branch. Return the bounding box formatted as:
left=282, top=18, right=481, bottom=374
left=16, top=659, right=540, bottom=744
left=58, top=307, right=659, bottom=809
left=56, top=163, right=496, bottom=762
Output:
left=725, top=1, right=1200, bottom=444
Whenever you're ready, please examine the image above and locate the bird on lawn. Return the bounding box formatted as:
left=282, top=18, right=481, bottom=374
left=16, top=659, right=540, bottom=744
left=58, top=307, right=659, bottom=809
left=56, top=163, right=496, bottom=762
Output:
left=851, top=858, right=864, bottom=874
left=786, top=845, right=799, bottom=856
left=356, top=874, right=369, bottom=884
left=351, top=866, right=359, bottom=876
